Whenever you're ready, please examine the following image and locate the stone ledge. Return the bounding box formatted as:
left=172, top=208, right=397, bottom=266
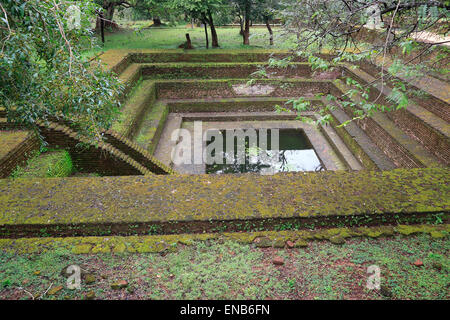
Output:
left=0, top=224, right=447, bottom=255
left=0, top=168, right=448, bottom=227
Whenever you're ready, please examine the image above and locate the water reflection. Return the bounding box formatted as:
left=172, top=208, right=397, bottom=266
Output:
left=205, top=129, right=323, bottom=174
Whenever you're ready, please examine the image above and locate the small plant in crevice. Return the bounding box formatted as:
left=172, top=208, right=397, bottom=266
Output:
left=148, top=225, right=162, bottom=235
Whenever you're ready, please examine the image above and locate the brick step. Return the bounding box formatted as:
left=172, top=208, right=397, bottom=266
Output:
left=156, top=79, right=332, bottom=100
left=104, top=129, right=174, bottom=175
left=343, top=64, right=450, bottom=165
left=334, top=80, right=443, bottom=168
left=325, top=105, right=397, bottom=171
left=1, top=118, right=151, bottom=176
left=354, top=58, right=450, bottom=122
left=118, top=63, right=142, bottom=100
left=0, top=131, right=39, bottom=178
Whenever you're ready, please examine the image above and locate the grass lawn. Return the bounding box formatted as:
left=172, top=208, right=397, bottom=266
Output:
left=83, top=25, right=295, bottom=58
left=0, top=234, right=448, bottom=300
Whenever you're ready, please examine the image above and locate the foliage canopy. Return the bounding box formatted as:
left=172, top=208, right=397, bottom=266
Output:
left=0, top=0, right=123, bottom=142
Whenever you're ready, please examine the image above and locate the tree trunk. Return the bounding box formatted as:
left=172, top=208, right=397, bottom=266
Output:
left=203, top=20, right=209, bottom=49
left=242, top=2, right=251, bottom=45
left=243, top=16, right=250, bottom=45
left=185, top=33, right=193, bottom=49
left=99, top=13, right=105, bottom=44
left=238, top=15, right=244, bottom=36
left=96, top=2, right=119, bottom=31
left=265, top=17, right=273, bottom=45
left=208, top=11, right=219, bottom=48
left=153, top=17, right=162, bottom=27
left=106, top=4, right=115, bottom=21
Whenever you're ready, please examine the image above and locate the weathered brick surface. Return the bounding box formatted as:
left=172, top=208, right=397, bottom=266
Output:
left=353, top=115, right=423, bottom=168
left=0, top=121, right=150, bottom=176
left=388, top=109, right=450, bottom=165
left=356, top=60, right=450, bottom=122
left=342, top=66, right=449, bottom=165
left=0, top=132, right=39, bottom=178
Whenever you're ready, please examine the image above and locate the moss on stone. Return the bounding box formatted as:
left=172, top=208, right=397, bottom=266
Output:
left=11, top=150, right=73, bottom=179
left=0, top=131, right=31, bottom=161
left=430, top=230, right=445, bottom=238
left=0, top=168, right=448, bottom=226
left=111, top=80, right=156, bottom=139
left=134, top=102, right=169, bottom=154
left=71, top=244, right=92, bottom=254
left=0, top=223, right=447, bottom=255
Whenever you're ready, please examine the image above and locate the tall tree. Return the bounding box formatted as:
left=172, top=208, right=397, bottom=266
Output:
left=231, top=0, right=253, bottom=45
left=171, top=0, right=225, bottom=48
left=253, top=0, right=281, bottom=45
left=132, top=0, right=172, bottom=26
left=95, top=0, right=133, bottom=30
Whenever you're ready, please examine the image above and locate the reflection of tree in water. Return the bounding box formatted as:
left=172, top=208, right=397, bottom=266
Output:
left=207, top=148, right=271, bottom=174
left=206, top=138, right=323, bottom=174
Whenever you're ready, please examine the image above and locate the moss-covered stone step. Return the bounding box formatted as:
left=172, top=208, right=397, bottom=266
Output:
left=128, top=49, right=299, bottom=64
left=97, top=50, right=131, bottom=74
left=0, top=168, right=448, bottom=237
left=334, top=80, right=444, bottom=169
left=343, top=64, right=450, bottom=165
left=326, top=106, right=396, bottom=171
left=134, top=102, right=169, bottom=155
left=118, top=63, right=142, bottom=99
left=111, top=80, right=157, bottom=139
left=0, top=224, right=447, bottom=254
left=101, top=49, right=336, bottom=65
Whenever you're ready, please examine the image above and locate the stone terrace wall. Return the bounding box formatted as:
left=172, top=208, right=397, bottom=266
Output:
left=141, top=63, right=313, bottom=79
left=156, top=80, right=331, bottom=99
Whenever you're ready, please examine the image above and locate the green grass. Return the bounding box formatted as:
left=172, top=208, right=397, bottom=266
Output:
left=0, top=234, right=448, bottom=300
left=10, top=149, right=73, bottom=179
left=83, top=25, right=296, bottom=58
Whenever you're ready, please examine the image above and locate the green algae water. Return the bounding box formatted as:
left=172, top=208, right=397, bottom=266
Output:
left=205, top=129, right=322, bottom=174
